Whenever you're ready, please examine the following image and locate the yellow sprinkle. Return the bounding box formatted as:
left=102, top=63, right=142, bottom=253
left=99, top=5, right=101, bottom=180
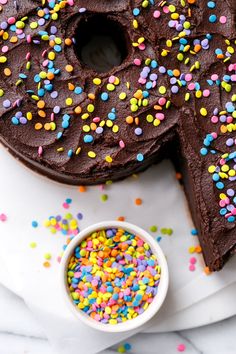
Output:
left=88, top=151, right=96, bottom=158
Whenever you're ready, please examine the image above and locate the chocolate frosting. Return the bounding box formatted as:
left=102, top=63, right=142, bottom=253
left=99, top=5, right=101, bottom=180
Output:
left=0, top=0, right=236, bottom=270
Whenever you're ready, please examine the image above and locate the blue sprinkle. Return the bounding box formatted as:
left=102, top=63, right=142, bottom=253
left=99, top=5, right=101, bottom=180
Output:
left=216, top=181, right=224, bottom=190
left=101, top=92, right=109, bottom=101
left=200, top=148, right=208, bottom=156
left=67, top=149, right=73, bottom=157
left=137, top=153, right=144, bottom=162
left=124, top=343, right=132, bottom=351
left=133, top=8, right=140, bottom=16
left=84, top=135, right=94, bottom=143
left=209, top=14, right=217, bottom=23
left=31, top=221, right=38, bottom=228
left=228, top=216, right=235, bottom=223
left=11, top=117, right=19, bottom=125
left=54, top=45, right=62, bottom=52
left=74, top=87, right=83, bottom=94
left=207, top=1, right=216, bottom=9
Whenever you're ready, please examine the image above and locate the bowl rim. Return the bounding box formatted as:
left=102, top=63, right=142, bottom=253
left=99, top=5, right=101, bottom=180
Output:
left=60, top=220, right=169, bottom=333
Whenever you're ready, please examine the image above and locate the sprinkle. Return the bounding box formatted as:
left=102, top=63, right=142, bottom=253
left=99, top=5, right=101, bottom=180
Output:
left=149, top=225, right=158, bottom=232
left=31, top=220, right=38, bottom=228
left=79, top=186, right=87, bottom=193
left=29, top=242, right=37, bottom=249
left=177, top=344, right=186, bottom=352
left=0, top=213, right=7, bottom=222
left=135, top=198, right=142, bottom=205
left=100, top=194, right=108, bottom=202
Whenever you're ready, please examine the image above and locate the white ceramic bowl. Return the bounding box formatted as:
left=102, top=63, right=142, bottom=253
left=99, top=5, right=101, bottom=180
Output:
left=60, top=221, right=169, bottom=332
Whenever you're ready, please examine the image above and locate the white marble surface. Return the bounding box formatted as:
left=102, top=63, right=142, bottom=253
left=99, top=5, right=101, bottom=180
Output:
left=0, top=283, right=235, bottom=354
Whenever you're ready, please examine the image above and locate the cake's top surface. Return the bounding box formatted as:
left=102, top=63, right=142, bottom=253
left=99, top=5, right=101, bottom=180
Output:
left=0, top=0, right=236, bottom=270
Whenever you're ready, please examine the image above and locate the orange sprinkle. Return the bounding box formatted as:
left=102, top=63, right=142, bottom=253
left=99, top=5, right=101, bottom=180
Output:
left=74, top=106, right=82, bottom=114
left=65, top=38, right=72, bottom=46
left=37, top=100, right=46, bottom=109
left=176, top=172, right=182, bottom=180
left=43, top=261, right=51, bottom=268
left=35, top=122, right=43, bottom=130
left=68, top=83, right=75, bottom=91
left=204, top=266, right=212, bottom=275
left=47, top=72, right=55, bottom=80
left=79, top=186, right=87, bottom=193
left=135, top=198, right=143, bottom=205
left=38, top=110, right=46, bottom=118
left=195, top=245, right=202, bottom=253
left=116, top=216, right=125, bottom=222
left=4, top=68, right=11, bottom=76
left=126, top=116, right=134, bottom=124
left=65, top=64, right=74, bottom=73
left=88, top=93, right=95, bottom=100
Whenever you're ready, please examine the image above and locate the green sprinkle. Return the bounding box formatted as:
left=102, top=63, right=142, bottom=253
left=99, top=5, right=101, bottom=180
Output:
left=44, top=253, right=52, bottom=260
left=29, top=242, right=37, bottom=248
left=101, top=194, right=108, bottom=202
left=149, top=225, right=158, bottom=232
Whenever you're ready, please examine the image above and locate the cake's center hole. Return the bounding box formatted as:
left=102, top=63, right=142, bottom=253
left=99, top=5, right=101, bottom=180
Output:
left=75, top=15, right=128, bottom=73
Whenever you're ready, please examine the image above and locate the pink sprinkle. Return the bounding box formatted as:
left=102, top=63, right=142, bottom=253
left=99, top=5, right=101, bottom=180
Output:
left=108, top=75, right=116, bottom=84
left=211, top=74, right=218, bottom=81
left=0, top=213, right=7, bottom=222
left=203, top=89, right=210, bottom=97
left=8, top=17, right=16, bottom=25
left=227, top=116, right=233, bottom=123
left=2, top=46, right=8, bottom=53
left=62, top=202, right=69, bottom=209
left=134, top=58, right=141, bottom=66
left=138, top=77, right=146, bottom=84
left=231, top=208, right=236, bottom=216
left=211, top=132, right=217, bottom=139
left=153, top=10, right=161, bottom=18
left=119, top=140, right=125, bottom=148
left=26, top=52, right=31, bottom=60
left=190, top=257, right=197, bottom=265
left=185, top=73, right=192, bottom=82
left=177, top=344, right=186, bottom=352
left=189, top=264, right=196, bottom=272
left=138, top=43, right=146, bottom=51
left=211, top=115, right=218, bottom=124
left=155, top=113, right=165, bottom=120
left=219, top=200, right=226, bottom=207
left=231, top=75, right=236, bottom=82
left=38, top=146, right=43, bottom=156
left=163, top=6, right=169, bottom=13
left=220, top=16, right=227, bottom=24
left=188, top=83, right=195, bottom=91
left=158, top=97, right=166, bottom=106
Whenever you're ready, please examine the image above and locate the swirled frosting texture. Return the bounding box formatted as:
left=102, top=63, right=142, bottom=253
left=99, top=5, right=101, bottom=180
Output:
left=0, top=0, right=236, bottom=270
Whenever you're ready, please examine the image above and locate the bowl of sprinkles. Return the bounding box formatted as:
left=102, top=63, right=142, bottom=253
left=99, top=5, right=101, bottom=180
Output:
left=60, top=221, right=169, bottom=332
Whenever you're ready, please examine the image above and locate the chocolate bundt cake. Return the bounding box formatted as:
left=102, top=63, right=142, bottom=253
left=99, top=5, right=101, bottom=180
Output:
left=0, top=0, right=236, bottom=271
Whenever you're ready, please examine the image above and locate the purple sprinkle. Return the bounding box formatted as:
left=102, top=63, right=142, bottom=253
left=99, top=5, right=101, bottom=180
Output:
left=51, top=91, right=58, bottom=99
left=96, top=127, right=103, bottom=134
left=19, top=117, right=27, bottom=125
left=53, top=106, right=61, bottom=114
left=3, top=100, right=11, bottom=108
left=135, top=127, right=143, bottom=136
